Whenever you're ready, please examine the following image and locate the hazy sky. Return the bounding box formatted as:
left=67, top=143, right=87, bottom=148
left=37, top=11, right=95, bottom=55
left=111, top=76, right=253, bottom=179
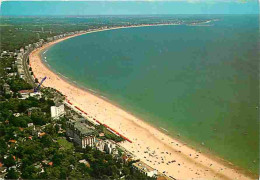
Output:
left=0, top=0, right=259, bottom=15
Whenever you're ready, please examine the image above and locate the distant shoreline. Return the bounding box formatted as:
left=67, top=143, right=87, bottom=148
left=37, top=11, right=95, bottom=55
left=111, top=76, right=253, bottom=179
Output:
left=29, top=24, right=255, bottom=180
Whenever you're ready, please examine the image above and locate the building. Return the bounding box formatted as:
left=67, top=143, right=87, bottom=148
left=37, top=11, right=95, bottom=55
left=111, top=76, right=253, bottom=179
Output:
left=51, top=103, right=65, bottom=119
left=18, top=89, right=34, bottom=99
left=95, top=139, right=118, bottom=155
left=13, top=113, right=20, bottom=117
left=7, top=72, right=17, bottom=78
left=95, top=139, right=105, bottom=152
left=20, top=48, right=25, bottom=54
left=132, top=161, right=158, bottom=178
left=47, top=37, right=53, bottom=42
left=30, top=91, right=42, bottom=99
left=27, top=107, right=41, bottom=117
left=28, top=44, right=33, bottom=51
left=104, top=140, right=118, bottom=155
left=27, top=122, right=35, bottom=128
left=66, top=119, right=95, bottom=148
left=38, top=132, right=46, bottom=138
left=3, top=83, right=11, bottom=95
left=17, top=63, right=25, bottom=79
left=17, top=90, right=42, bottom=100
left=79, top=159, right=90, bottom=168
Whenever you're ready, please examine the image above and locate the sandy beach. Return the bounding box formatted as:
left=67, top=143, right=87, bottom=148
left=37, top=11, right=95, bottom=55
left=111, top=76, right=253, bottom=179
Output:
left=29, top=27, right=253, bottom=180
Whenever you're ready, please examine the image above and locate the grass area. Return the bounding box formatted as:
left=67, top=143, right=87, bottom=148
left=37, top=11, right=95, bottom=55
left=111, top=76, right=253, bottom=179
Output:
left=57, top=138, right=74, bottom=150
left=96, top=125, right=124, bottom=142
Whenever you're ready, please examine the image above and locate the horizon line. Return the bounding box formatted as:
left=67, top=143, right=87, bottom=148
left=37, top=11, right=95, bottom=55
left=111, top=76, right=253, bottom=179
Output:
left=1, top=14, right=259, bottom=17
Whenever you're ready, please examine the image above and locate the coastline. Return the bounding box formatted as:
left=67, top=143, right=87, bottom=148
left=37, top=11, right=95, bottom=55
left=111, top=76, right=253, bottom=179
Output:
left=29, top=25, right=254, bottom=180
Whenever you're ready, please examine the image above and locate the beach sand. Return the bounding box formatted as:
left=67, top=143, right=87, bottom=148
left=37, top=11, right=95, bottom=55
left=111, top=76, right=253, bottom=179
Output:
left=29, top=28, right=253, bottom=180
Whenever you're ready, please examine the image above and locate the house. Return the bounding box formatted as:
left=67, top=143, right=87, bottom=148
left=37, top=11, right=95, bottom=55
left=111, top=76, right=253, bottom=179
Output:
left=47, top=37, right=53, bottom=42
left=7, top=72, right=17, bottom=78
left=5, top=67, right=11, bottom=71
left=28, top=123, right=34, bottom=127
left=30, top=91, right=42, bottom=99
left=28, top=44, right=33, bottom=51
left=3, top=83, right=11, bottom=95
left=34, top=163, right=44, bottom=173
left=13, top=113, right=20, bottom=117
left=8, top=140, right=17, bottom=143
left=132, top=161, right=158, bottom=178
left=27, top=107, right=41, bottom=116
left=20, top=48, right=25, bottom=54
left=1, top=51, right=8, bottom=57
left=79, top=159, right=90, bottom=168
left=18, top=89, right=34, bottom=99
left=27, top=123, right=35, bottom=131
left=66, top=119, right=95, bottom=148
left=38, top=132, right=46, bottom=138
left=0, top=162, right=7, bottom=175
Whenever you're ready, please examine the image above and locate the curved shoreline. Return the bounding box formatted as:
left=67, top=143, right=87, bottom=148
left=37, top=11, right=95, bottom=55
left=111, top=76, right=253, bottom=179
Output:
left=29, top=25, right=254, bottom=180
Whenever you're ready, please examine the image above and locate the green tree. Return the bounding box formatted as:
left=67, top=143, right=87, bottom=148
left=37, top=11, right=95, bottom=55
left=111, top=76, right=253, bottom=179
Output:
left=45, top=167, right=61, bottom=179
left=5, top=168, right=19, bottom=179
left=122, top=167, right=130, bottom=176
left=4, top=155, right=16, bottom=167
left=40, top=134, right=53, bottom=147
left=22, top=165, right=39, bottom=179
left=45, top=124, right=57, bottom=136
left=9, top=78, right=32, bottom=92
left=9, top=116, right=31, bottom=127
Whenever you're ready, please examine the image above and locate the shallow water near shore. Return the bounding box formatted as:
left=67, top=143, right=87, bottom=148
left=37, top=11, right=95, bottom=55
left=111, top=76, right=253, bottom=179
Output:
left=43, top=15, right=259, bottom=175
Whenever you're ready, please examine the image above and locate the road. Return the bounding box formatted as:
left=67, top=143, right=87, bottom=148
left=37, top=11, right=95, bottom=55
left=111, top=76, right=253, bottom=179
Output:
left=22, top=50, right=36, bottom=87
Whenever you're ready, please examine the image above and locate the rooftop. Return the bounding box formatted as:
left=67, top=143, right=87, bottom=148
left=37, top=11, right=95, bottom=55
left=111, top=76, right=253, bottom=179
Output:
left=3, top=83, right=10, bottom=87
left=68, top=120, right=94, bottom=136
left=75, top=121, right=94, bottom=136
left=8, top=140, right=17, bottom=143
left=18, top=89, right=34, bottom=94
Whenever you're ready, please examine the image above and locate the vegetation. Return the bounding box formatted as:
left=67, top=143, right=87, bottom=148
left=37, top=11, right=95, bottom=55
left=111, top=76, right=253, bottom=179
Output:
left=96, top=125, right=124, bottom=142
left=0, top=57, right=15, bottom=77
left=57, top=138, right=73, bottom=150
left=0, top=96, right=154, bottom=179
left=8, top=78, right=33, bottom=92
left=0, top=16, right=209, bottom=51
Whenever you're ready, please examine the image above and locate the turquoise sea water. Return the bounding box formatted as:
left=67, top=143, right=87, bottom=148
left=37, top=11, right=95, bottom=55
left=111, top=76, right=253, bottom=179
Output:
left=44, top=15, right=259, bottom=175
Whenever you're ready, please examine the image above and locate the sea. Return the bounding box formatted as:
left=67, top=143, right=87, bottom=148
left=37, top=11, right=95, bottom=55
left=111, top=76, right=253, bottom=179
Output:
left=43, top=15, right=259, bottom=175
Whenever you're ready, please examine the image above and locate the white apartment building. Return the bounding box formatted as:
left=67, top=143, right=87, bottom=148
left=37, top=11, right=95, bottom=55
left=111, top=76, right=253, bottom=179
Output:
left=51, top=103, right=65, bottom=119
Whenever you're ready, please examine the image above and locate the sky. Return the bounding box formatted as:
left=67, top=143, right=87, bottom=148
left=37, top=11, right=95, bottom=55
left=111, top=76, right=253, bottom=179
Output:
left=0, top=0, right=259, bottom=16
